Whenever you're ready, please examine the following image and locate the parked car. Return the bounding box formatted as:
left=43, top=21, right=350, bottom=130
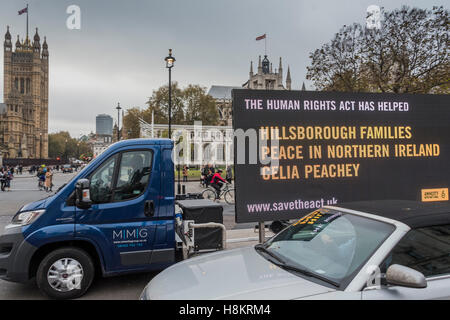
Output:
left=141, top=200, right=450, bottom=300
left=62, top=164, right=73, bottom=173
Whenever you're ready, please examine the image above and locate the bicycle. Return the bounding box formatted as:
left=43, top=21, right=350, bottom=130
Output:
left=201, top=183, right=235, bottom=204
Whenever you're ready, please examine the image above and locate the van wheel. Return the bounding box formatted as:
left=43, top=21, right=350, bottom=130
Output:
left=36, top=247, right=95, bottom=300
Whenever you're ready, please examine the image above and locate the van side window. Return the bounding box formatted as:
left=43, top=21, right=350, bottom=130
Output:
left=113, top=150, right=153, bottom=201
left=380, top=224, right=450, bottom=277
left=90, top=155, right=116, bottom=204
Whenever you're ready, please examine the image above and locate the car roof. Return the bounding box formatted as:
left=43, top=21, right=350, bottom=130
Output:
left=334, top=200, right=450, bottom=229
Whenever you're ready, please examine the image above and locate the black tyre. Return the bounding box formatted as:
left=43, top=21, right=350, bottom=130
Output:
left=202, top=188, right=216, bottom=201
left=36, top=247, right=95, bottom=300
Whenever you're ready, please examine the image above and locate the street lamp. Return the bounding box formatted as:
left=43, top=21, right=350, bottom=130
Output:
left=116, top=102, right=122, bottom=142
left=164, top=49, right=175, bottom=139
left=64, top=138, right=68, bottom=162
left=39, top=132, right=43, bottom=160
left=164, top=49, right=182, bottom=194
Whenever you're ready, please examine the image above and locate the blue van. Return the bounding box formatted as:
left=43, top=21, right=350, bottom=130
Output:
left=0, top=139, right=181, bottom=299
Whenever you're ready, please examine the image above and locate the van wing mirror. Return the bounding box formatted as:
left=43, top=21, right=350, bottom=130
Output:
left=75, top=178, right=92, bottom=209
left=386, top=264, right=427, bottom=288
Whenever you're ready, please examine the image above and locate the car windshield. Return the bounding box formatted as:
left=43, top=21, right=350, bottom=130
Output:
left=260, top=208, right=395, bottom=288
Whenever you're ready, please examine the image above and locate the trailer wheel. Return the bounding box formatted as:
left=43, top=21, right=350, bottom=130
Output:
left=36, top=247, right=95, bottom=300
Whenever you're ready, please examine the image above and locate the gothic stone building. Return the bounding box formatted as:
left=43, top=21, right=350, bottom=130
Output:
left=243, top=55, right=291, bottom=90
left=0, top=26, right=49, bottom=159
left=209, top=55, right=292, bottom=126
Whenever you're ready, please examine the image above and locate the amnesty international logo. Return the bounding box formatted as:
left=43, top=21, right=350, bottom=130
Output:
left=421, top=188, right=449, bottom=202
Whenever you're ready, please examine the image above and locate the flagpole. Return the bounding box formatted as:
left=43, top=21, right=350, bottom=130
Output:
left=26, top=4, right=29, bottom=40
left=265, top=33, right=267, bottom=56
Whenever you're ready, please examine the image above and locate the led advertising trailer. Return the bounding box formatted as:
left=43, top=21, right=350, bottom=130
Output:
left=232, top=89, right=450, bottom=223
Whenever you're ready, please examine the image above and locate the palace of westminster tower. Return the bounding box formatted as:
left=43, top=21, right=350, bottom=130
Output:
left=0, top=26, right=49, bottom=159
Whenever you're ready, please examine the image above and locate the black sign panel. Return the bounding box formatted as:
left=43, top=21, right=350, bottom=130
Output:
left=232, top=89, right=450, bottom=223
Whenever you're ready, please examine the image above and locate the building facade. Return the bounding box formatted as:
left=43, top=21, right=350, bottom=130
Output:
left=209, top=55, right=292, bottom=127
left=243, top=55, right=291, bottom=90
left=96, top=114, right=113, bottom=136
left=207, top=86, right=240, bottom=126
left=0, top=26, right=49, bottom=159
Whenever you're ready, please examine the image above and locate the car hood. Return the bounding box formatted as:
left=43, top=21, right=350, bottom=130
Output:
left=143, top=246, right=335, bottom=300
left=20, top=198, right=48, bottom=212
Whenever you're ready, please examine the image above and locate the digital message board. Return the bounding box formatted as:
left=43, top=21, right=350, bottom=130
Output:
left=232, top=89, right=450, bottom=223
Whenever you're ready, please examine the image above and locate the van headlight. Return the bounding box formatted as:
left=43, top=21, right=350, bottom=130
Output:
left=10, top=210, right=45, bottom=227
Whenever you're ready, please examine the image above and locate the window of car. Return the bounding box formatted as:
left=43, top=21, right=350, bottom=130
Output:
left=88, top=150, right=153, bottom=204
left=90, top=155, right=117, bottom=204
left=261, top=209, right=395, bottom=288
left=113, top=150, right=153, bottom=201
left=380, top=224, right=450, bottom=278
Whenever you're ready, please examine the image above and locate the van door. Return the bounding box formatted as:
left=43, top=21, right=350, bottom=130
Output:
left=75, top=146, right=169, bottom=272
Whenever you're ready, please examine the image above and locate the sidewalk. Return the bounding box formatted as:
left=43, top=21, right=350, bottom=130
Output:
left=225, top=228, right=274, bottom=250
left=10, top=171, right=76, bottom=179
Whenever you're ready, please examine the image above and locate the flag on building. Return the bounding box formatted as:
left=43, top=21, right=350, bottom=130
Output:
left=18, top=7, right=28, bottom=15
left=256, top=34, right=266, bottom=41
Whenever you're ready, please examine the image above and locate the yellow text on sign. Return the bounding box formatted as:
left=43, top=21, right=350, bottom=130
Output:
left=421, top=188, right=449, bottom=202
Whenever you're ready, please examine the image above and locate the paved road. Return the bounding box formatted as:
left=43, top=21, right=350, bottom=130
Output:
left=0, top=172, right=257, bottom=300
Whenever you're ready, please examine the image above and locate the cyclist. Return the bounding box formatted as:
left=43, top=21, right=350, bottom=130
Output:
left=209, top=169, right=229, bottom=199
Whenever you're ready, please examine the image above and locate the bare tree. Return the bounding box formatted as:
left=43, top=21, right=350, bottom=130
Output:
left=307, top=6, right=449, bottom=94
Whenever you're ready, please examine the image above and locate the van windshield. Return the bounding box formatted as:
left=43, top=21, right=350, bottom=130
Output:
left=260, top=209, right=395, bottom=288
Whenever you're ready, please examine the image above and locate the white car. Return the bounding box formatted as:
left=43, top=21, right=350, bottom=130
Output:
left=141, top=200, right=450, bottom=300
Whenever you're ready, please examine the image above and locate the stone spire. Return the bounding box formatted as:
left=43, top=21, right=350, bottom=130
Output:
left=42, top=36, right=48, bottom=57
left=277, top=57, right=283, bottom=88
left=278, top=57, right=283, bottom=75
left=5, top=26, right=11, bottom=41
left=15, top=35, right=21, bottom=50
left=257, top=55, right=262, bottom=74
left=33, top=28, right=41, bottom=52
left=286, top=66, right=292, bottom=90
left=4, top=26, right=12, bottom=51
left=249, top=61, right=253, bottom=77
left=301, top=82, right=306, bottom=91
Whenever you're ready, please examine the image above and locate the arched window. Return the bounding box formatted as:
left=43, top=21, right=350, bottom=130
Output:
left=26, top=78, right=31, bottom=94
left=14, top=78, right=19, bottom=90
left=20, top=78, right=25, bottom=94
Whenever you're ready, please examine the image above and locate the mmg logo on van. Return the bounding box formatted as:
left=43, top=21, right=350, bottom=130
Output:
left=113, top=228, right=149, bottom=244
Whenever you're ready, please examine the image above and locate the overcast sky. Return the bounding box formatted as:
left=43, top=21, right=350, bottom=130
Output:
left=0, top=0, right=447, bottom=137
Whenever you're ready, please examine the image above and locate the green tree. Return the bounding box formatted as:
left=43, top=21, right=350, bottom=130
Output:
left=145, top=82, right=185, bottom=125
left=123, top=107, right=142, bottom=139
left=124, top=83, right=220, bottom=130
left=307, top=6, right=449, bottom=94
left=48, top=131, right=91, bottom=160
left=183, top=84, right=219, bottom=125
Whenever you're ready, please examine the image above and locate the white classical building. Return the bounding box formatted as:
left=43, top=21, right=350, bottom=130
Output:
left=139, top=118, right=234, bottom=167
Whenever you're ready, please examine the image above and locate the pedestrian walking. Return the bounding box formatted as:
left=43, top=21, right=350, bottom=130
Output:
left=183, top=166, right=188, bottom=182
left=45, top=168, right=53, bottom=192
left=6, top=169, right=13, bottom=191
left=0, top=169, right=6, bottom=192
left=200, top=165, right=209, bottom=187
left=226, top=165, right=233, bottom=183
